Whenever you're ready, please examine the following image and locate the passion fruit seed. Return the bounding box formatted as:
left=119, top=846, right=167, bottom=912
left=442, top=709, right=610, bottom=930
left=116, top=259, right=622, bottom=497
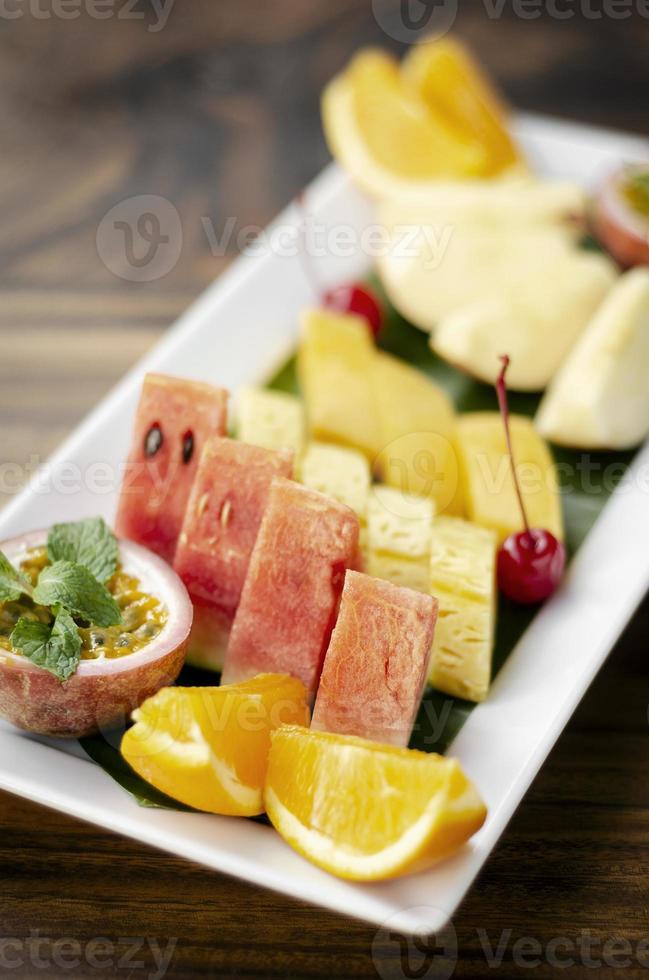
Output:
left=182, top=429, right=194, bottom=464
left=144, top=423, right=163, bottom=458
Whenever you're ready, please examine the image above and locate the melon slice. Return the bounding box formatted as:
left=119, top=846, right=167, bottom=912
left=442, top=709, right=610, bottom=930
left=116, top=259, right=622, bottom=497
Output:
left=236, top=385, right=305, bottom=457
left=298, top=442, right=370, bottom=522
left=221, top=478, right=360, bottom=698
left=173, top=438, right=293, bottom=671
left=115, top=373, right=229, bottom=563
left=297, top=309, right=380, bottom=458
left=455, top=413, right=563, bottom=545
left=428, top=517, right=497, bottom=703
left=372, top=350, right=461, bottom=515
left=311, top=570, right=437, bottom=747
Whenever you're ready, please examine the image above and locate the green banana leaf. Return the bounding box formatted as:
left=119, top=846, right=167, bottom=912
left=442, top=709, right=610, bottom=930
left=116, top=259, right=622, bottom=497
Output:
left=83, top=278, right=635, bottom=804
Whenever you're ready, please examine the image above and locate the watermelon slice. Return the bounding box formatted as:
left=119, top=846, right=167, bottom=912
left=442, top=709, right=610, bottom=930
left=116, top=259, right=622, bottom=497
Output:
left=115, top=374, right=228, bottom=562
left=311, top=570, right=437, bottom=747
left=221, top=478, right=360, bottom=698
left=173, top=438, right=294, bottom=670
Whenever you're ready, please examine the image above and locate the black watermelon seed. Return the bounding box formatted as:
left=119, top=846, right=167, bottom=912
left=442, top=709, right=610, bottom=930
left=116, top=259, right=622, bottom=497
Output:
left=182, top=430, right=194, bottom=464
left=144, top=423, right=163, bottom=458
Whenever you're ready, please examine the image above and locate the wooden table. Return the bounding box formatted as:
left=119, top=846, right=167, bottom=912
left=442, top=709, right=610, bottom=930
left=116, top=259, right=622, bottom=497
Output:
left=1, top=5, right=648, bottom=977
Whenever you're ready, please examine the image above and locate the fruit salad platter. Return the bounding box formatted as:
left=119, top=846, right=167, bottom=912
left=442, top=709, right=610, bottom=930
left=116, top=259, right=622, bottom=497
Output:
left=1, top=38, right=649, bottom=934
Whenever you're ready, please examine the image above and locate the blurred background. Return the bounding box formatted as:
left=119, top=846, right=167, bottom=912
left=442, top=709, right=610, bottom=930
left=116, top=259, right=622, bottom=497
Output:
left=1, top=0, right=648, bottom=500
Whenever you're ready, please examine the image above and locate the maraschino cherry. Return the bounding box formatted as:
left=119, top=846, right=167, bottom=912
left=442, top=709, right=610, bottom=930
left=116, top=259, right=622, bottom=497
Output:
left=495, top=356, right=566, bottom=604
left=296, top=193, right=384, bottom=339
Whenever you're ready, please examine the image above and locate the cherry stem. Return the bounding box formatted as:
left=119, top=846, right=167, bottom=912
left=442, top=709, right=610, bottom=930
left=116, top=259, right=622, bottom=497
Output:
left=295, top=191, right=323, bottom=300
left=495, top=355, right=532, bottom=539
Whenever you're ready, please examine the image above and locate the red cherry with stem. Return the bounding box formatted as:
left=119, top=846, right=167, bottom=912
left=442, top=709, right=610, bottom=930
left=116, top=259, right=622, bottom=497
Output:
left=495, top=355, right=566, bottom=604
left=296, top=193, right=384, bottom=338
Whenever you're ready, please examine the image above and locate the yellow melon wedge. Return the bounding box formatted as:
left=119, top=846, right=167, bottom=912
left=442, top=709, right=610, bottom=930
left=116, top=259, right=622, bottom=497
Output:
left=265, top=726, right=486, bottom=881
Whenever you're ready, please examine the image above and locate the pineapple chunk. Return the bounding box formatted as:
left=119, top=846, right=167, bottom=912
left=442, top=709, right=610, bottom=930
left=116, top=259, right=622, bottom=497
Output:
left=367, top=485, right=435, bottom=560
left=429, top=589, right=494, bottom=703
left=298, top=309, right=380, bottom=457
left=428, top=516, right=498, bottom=703
left=456, top=413, right=563, bottom=545
left=363, top=485, right=435, bottom=591
left=372, top=352, right=461, bottom=515
left=430, top=515, right=497, bottom=604
left=298, top=442, right=370, bottom=521
left=236, top=386, right=305, bottom=456
left=365, top=551, right=430, bottom=593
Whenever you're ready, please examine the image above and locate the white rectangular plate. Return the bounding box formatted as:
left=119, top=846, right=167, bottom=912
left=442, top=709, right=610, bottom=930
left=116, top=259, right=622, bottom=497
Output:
left=1, top=114, right=648, bottom=937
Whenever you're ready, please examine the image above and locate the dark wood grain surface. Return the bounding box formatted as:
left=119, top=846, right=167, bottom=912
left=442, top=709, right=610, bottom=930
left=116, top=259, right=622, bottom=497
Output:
left=1, top=4, right=649, bottom=978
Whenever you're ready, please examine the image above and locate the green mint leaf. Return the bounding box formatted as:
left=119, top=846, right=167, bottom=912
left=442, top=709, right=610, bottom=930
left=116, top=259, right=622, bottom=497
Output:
left=11, top=609, right=82, bottom=682
left=34, top=561, right=122, bottom=628
left=0, top=549, right=33, bottom=602
left=47, top=517, right=119, bottom=584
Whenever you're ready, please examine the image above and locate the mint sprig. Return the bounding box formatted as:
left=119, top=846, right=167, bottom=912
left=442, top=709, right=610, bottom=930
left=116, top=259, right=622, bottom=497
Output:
left=47, top=517, right=118, bottom=584
left=0, top=518, right=124, bottom=683
left=34, top=561, right=122, bottom=629
left=0, top=550, right=33, bottom=603
left=11, top=609, right=82, bottom=682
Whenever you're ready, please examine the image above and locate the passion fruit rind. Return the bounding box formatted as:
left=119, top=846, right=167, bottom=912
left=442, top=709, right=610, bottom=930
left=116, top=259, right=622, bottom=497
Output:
left=0, top=530, right=192, bottom=738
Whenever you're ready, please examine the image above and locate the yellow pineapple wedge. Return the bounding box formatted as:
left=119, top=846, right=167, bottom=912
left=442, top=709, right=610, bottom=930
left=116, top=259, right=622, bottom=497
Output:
left=236, top=385, right=305, bottom=457
left=428, top=517, right=498, bottom=703
left=297, top=442, right=370, bottom=522
left=372, top=351, right=461, bottom=515
left=364, top=485, right=435, bottom=592
left=298, top=309, right=381, bottom=458
left=456, top=413, right=563, bottom=545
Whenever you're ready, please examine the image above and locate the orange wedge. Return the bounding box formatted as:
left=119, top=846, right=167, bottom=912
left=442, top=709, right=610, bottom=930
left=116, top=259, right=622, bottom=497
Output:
left=322, top=50, right=486, bottom=199
left=264, top=726, right=487, bottom=881
left=402, top=38, right=524, bottom=176
left=121, top=675, right=309, bottom=816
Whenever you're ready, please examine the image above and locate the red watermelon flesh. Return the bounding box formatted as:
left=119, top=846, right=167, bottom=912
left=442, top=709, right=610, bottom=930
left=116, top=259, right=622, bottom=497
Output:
left=173, top=437, right=293, bottom=664
left=221, top=478, right=360, bottom=698
left=115, top=373, right=228, bottom=563
left=311, top=570, right=438, bottom=747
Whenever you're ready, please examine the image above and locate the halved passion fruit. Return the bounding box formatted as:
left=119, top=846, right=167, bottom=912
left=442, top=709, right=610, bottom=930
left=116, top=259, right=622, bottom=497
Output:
left=593, top=164, right=649, bottom=268
left=0, top=529, right=192, bottom=738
